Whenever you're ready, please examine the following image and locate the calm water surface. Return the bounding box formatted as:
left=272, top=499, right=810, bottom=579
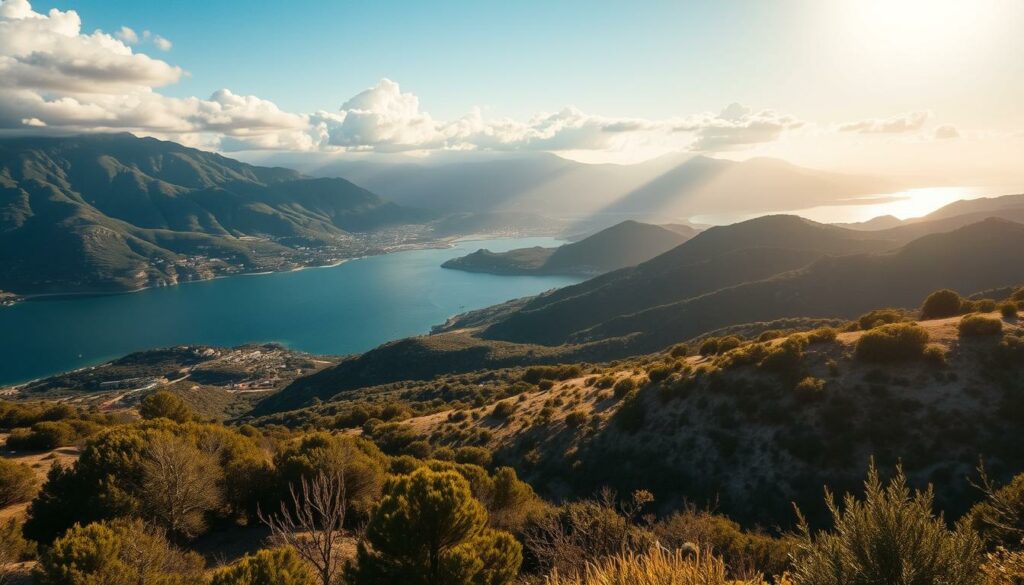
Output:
left=0, top=237, right=581, bottom=385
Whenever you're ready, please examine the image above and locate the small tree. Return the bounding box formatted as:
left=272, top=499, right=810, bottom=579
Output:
left=36, top=518, right=204, bottom=585
left=346, top=467, right=521, bottom=585
left=921, top=289, right=964, bottom=319
left=0, top=458, right=37, bottom=507
left=210, top=547, right=316, bottom=585
left=141, top=433, right=223, bottom=538
left=791, top=464, right=985, bottom=585
left=139, top=392, right=194, bottom=423
left=260, top=471, right=347, bottom=585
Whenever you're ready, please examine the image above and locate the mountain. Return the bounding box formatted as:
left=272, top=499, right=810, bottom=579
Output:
left=833, top=215, right=903, bottom=230
left=261, top=151, right=895, bottom=226
left=561, top=219, right=1024, bottom=351
left=476, top=215, right=901, bottom=345
left=441, top=220, right=693, bottom=276
left=0, top=134, right=432, bottom=294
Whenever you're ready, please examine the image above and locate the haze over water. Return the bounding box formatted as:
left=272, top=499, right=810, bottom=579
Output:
left=0, top=237, right=581, bottom=386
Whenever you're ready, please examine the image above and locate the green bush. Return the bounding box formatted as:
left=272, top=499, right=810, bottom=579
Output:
left=759, top=336, right=808, bottom=375
left=794, top=377, right=826, bottom=402
left=346, top=468, right=521, bottom=585
left=613, top=377, right=637, bottom=399
left=804, top=327, right=838, bottom=344
left=958, top=314, right=1003, bottom=337
left=594, top=375, right=615, bottom=389
left=0, top=457, right=37, bottom=507
left=491, top=401, right=517, bottom=420
left=565, top=411, right=588, bottom=429
left=699, top=338, right=719, bottom=356
left=210, top=547, right=314, bottom=585
left=36, top=518, right=205, bottom=585
left=5, top=421, right=79, bottom=451
left=857, top=309, right=904, bottom=330
left=1001, top=302, right=1019, bottom=319
left=993, top=334, right=1024, bottom=367
left=139, top=391, right=194, bottom=423
left=669, top=344, right=688, bottom=358
left=453, top=446, right=493, bottom=468
left=647, top=365, right=672, bottom=384
left=921, top=289, right=964, bottom=319
left=791, top=465, right=985, bottom=585
left=854, top=323, right=930, bottom=362
left=966, top=473, right=1024, bottom=549
left=976, top=299, right=998, bottom=313
left=923, top=345, right=948, bottom=368
left=0, top=518, right=35, bottom=564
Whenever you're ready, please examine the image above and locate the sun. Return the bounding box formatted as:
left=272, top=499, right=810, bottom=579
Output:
left=841, top=0, right=993, bottom=55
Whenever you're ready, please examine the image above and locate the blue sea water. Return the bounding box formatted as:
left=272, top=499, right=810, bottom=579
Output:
left=0, top=237, right=581, bottom=385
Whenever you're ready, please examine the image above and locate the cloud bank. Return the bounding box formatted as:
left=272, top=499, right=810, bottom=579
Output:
left=0, top=0, right=953, bottom=156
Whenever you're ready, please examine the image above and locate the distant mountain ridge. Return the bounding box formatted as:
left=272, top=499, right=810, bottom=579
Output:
left=441, top=220, right=693, bottom=276
left=262, top=151, right=896, bottom=226
left=0, top=134, right=432, bottom=294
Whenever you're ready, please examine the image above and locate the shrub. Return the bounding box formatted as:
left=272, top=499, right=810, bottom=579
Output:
left=669, top=344, right=689, bottom=358
left=538, top=379, right=555, bottom=391
left=976, top=299, right=998, bottom=313
left=0, top=457, right=37, bottom=507
left=492, top=401, right=517, bottom=420
left=1000, top=302, right=1019, bottom=319
left=794, top=377, right=826, bottom=402
left=0, top=519, right=35, bottom=565
left=210, top=547, right=315, bottom=585
left=613, top=377, right=637, bottom=399
left=959, top=314, right=1003, bottom=337
left=804, top=327, right=838, bottom=344
left=923, top=345, right=948, bottom=368
left=615, top=392, right=646, bottom=433
left=790, top=465, right=984, bottom=585
left=5, top=421, right=78, bottom=450
left=594, top=375, right=615, bottom=389
left=854, top=323, right=929, bottom=362
left=1013, top=287, right=1024, bottom=303
left=544, top=547, right=772, bottom=585
left=966, top=472, right=1024, bottom=549
left=921, top=289, right=964, bottom=319
left=993, top=334, right=1024, bottom=367
left=139, top=391, right=194, bottom=423
left=346, top=468, right=521, bottom=585
left=857, top=309, right=904, bottom=330
left=647, top=365, right=672, bottom=384
left=759, top=336, right=808, bottom=375
left=699, top=338, right=719, bottom=356
left=36, top=518, right=205, bottom=585
left=453, top=446, right=493, bottom=468
left=564, top=411, right=588, bottom=429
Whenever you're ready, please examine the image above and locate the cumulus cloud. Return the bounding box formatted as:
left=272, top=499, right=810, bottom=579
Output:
left=933, top=124, right=961, bottom=140
left=114, top=26, right=138, bottom=44
left=0, top=0, right=913, bottom=156
left=839, top=110, right=931, bottom=134
left=152, top=35, right=172, bottom=51
left=674, top=103, right=804, bottom=152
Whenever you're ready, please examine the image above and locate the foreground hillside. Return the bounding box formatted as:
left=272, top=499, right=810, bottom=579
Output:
left=442, top=220, right=695, bottom=276
left=253, top=289, right=1024, bottom=528
left=262, top=211, right=1024, bottom=412
left=0, top=134, right=435, bottom=294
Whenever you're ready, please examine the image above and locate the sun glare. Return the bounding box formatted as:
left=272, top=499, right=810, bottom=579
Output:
left=841, top=0, right=994, bottom=55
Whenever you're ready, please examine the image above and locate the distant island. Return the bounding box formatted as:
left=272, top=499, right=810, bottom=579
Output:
left=442, top=220, right=697, bottom=276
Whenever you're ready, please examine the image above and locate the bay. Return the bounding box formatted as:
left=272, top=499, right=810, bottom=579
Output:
left=0, top=237, right=581, bottom=385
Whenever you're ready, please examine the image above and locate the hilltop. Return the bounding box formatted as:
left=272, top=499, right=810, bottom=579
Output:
left=442, top=220, right=694, bottom=276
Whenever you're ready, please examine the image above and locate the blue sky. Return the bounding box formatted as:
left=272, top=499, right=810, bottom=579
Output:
left=8, top=0, right=1024, bottom=179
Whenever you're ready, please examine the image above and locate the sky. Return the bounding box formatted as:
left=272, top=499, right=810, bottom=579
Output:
left=2, top=0, right=1023, bottom=184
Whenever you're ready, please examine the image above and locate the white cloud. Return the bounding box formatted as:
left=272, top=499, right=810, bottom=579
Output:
left=115, top=26, right=137, bottom=44
left=152, top=35, right=172, bottom=51
left=0, top=0, right=938, bottom=158
left=933, top=124, right=961, bottom=140
left=839, top=110, right=931, bottom=134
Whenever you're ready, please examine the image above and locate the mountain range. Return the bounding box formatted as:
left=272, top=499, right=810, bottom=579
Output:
left=441, top=220, right=696, bottom=276
left=251, top=150, right=897, bottom=228
left=0, top=134, right=434, bottom=294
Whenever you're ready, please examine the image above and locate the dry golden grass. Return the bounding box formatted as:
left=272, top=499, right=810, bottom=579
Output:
left=543, top=547, right=785, bottom=585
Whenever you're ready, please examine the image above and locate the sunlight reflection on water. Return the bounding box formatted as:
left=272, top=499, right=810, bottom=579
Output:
left=690, top=186, right=1010, bottom=225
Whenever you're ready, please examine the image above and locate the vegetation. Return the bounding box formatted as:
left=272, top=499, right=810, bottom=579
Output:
left=210, top=547, right=315, bottom=585
left=140, top=391, right=196, bottom=423
left=855, top=322, right=930, bottom=362
left=921, top=289, right=966, bottom=319
left=347, top=467, right=522, bottom=584
left=960, top=314, right=1004, bottom=337
left=0, top=458, right=38, bottom=507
